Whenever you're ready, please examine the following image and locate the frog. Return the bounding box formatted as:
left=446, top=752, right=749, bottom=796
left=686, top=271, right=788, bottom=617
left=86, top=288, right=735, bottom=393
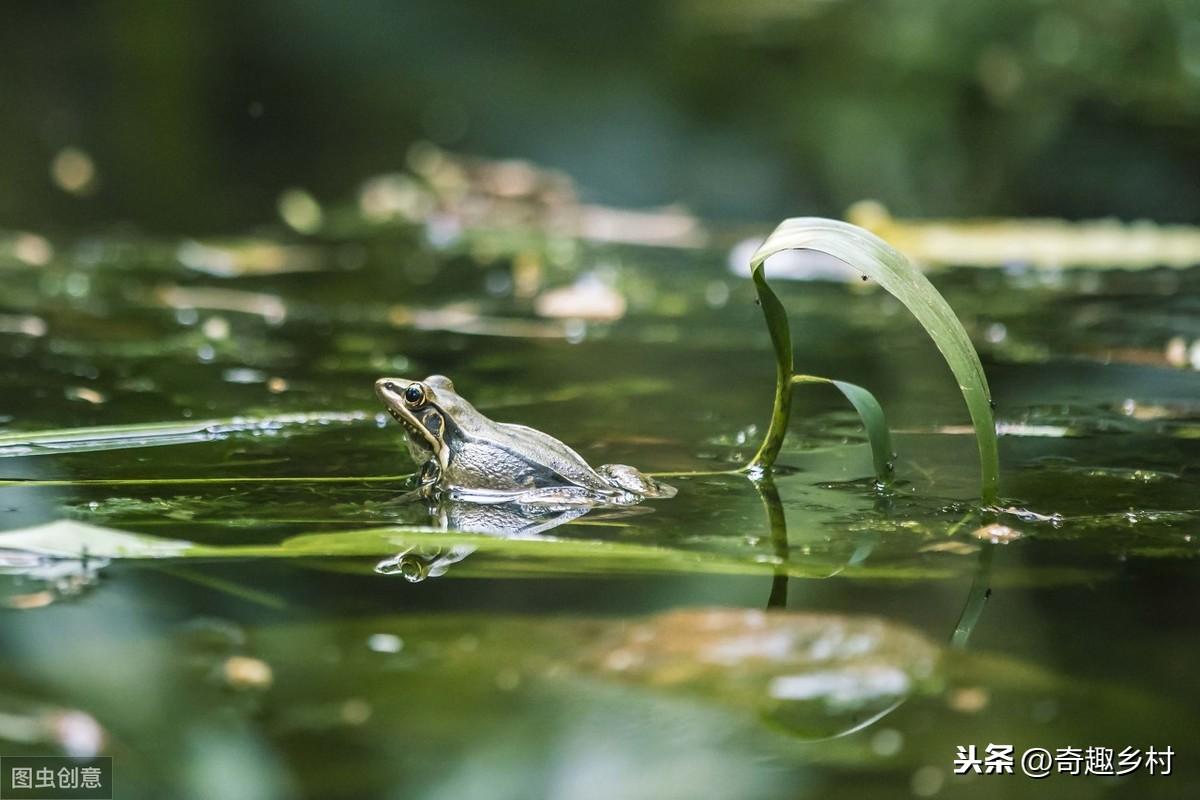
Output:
left=374, top=375, right=676, bottom=504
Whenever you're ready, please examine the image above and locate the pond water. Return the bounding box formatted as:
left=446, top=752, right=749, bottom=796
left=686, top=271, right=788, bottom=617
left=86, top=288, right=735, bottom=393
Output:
left=0, top=223, right=1197, bottom=798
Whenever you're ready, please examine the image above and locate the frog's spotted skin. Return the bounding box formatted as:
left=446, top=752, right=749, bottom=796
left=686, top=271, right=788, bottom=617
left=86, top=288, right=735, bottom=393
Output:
left=375, top=375, right=676, bottom=505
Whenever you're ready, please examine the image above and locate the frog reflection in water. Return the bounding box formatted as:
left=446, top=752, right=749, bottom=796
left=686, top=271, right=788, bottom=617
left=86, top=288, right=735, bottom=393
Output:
left=374, top=497, right=607, bottom=582
left=375, top=375, right=676, bottom=504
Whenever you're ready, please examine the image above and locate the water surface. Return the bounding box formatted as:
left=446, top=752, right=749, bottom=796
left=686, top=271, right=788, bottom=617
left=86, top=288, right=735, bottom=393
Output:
left=0, top=227, right=1197, bottom=798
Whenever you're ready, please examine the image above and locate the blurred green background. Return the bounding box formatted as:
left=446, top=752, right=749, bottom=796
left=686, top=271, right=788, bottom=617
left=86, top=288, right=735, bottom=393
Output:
left=4, top=0, right=1200, bottom=235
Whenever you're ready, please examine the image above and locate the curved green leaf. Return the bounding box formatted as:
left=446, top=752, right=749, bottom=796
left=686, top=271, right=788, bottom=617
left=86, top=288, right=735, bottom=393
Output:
left=747, top=218, right=999, bottom=503
left=791, top=374, right=894, bottom=485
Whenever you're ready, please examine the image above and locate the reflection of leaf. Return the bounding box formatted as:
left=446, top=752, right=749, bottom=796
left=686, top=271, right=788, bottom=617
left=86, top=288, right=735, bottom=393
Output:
left=747, top=218, right=999, bottom=503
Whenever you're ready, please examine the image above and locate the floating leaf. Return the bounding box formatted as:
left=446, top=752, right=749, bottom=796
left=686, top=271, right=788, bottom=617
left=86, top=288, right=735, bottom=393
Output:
left=0, top=412, right=373, bottom=458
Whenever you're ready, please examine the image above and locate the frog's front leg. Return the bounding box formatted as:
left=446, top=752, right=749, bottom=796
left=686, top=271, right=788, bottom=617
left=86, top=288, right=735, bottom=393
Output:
left=412, top=461, right=443, bottom=498
left=597, top=464, right=677, bottom=499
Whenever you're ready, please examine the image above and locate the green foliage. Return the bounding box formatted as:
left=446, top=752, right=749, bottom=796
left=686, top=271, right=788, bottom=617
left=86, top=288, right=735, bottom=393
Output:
left=746, top=218, right=999, bottom=504
left=791, top=374, right=894, bottom=487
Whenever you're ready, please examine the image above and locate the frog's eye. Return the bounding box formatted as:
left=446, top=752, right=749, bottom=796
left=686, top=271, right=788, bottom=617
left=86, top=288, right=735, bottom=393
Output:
left=404, top=383, right=426, bottom=406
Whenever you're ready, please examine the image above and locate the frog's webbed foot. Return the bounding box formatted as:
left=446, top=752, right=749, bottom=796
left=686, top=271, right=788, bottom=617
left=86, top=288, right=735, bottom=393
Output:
left=375, top=544, right=476, bottom=582
left=596, top=464, right=677, bottom=499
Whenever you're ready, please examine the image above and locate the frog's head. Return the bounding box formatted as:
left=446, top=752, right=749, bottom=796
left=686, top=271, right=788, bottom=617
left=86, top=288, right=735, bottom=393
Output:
left=375, top=375, right=463, bottom=472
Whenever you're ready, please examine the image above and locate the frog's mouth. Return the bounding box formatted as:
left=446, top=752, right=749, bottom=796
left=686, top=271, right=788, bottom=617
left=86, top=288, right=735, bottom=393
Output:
left=375, top=378, right=448, bottom=469
left=388, top=406, right=441, bottom=455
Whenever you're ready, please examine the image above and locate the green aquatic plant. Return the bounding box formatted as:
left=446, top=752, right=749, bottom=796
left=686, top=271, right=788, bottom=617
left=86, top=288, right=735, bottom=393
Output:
left=0, top=412, right=374, bottom=458
left=745, top=217, right=1000, bottom=504
left=787, top=374, right=894, bottom=486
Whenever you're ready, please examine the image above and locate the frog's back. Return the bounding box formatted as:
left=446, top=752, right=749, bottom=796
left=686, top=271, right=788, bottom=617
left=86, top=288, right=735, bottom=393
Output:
left=491, top=422, right=612, bottom=489
left=442, top=421, right=610, bottom=494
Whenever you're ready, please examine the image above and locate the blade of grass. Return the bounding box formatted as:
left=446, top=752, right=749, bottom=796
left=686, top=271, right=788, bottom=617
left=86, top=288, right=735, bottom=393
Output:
left=792, top=374, right=894, bottom=485
left=747, top=218, right=999, bottom=503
